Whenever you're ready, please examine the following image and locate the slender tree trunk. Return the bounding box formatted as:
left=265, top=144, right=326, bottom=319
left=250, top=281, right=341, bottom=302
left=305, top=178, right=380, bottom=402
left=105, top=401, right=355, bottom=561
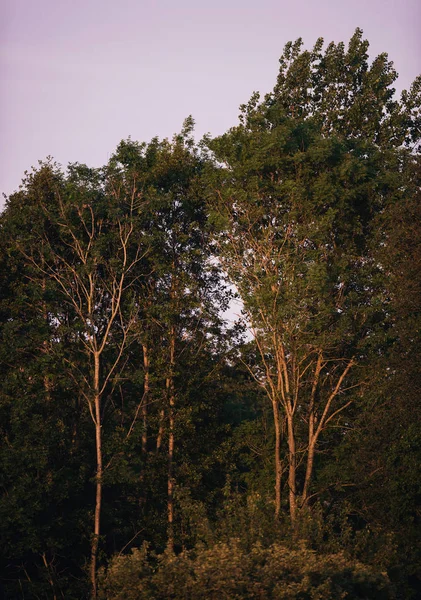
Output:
left=91, top=352, right=102, bottom=599
left=301, top=402, right=316, bottom=508
left=286, top=414, right=297, bottom=523
left=41, top=280, right=54, bottom=487
left=271, top=399, right=282, bottom=518
left=139, top=344, right=150, bottom=507
left=167, top=326, right=176, bottom=552
left=142, top=344, right=149, bottom=456
left=156, top=408, right=165, bottom=451
left=41, top=277, right=52, bottom=403
left=302, top=440, right=316, bottom=507
left=302, top=356, right=352, bottom=508
left=302, top=385, right=317, bottom=507
left=302, top=351, right=322, bottom=507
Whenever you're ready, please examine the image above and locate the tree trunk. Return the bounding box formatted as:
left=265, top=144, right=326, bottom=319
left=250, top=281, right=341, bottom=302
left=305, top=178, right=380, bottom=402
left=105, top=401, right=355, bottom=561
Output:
left=167, top=326, right=176, bottom=552
left=139, top=344, right=150, bottom=507
left=302, top=351, right=322, bottom=507
left=272, top=399, right=282, bottom=518
left=142, top=344, right=149, bottom=456
left=156, top=408, right=165, bottom=452
left=90, top=352, right=102, bottom=599
left=286, top=414, right=297, bottom=523
left=302, top=440, right=316, bottom=507
left=41, top=276, right=52, bottom=403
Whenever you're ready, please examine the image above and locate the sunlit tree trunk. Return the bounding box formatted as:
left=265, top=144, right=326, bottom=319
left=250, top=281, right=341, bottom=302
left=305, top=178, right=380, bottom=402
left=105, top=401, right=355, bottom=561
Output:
left=302, top=352, right=323, bottom=506
left=142, top=344, right=150, bottom=457
left=272, top=399, right=282, bottom=518
left=286, top=413, right=297, bottom=523
left=90, top=352, right=102, bottom=599
left=301, top=357, right=354, bottom=508
left=156, top=408, right=165, bottom=452
left=167, top=325, right=176, bottom=552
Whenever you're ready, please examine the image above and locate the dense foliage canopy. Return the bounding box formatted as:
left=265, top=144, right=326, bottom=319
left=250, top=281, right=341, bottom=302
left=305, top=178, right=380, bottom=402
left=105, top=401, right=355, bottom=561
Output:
left=1, top=30, right=420, bottom=599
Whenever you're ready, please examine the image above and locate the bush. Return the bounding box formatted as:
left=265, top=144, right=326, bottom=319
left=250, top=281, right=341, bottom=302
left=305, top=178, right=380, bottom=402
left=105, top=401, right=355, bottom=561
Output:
left=99, top=539, right=393, bottom=599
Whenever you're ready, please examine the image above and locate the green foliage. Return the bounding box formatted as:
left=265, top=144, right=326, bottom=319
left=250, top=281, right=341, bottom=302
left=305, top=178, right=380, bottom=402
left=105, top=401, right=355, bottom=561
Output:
left=99, top=539, right=392, bottom=599
left=204, top=29, right=414, bottom=523
left=0, top=29, right=420, bottom=598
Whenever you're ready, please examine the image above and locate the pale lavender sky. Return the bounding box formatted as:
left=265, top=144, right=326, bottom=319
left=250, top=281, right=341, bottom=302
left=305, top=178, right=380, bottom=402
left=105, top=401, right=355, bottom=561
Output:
left=1, top=0, right=420, bottom=208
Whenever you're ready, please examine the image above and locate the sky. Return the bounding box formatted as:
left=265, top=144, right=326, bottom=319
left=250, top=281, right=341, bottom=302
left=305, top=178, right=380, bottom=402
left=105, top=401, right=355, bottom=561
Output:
left=1, top=0, right=420, bottom=209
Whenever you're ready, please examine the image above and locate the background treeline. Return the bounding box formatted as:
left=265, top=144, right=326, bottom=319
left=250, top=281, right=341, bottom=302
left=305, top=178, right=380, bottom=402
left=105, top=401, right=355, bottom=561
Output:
left=1, top=30, right=420, bottom=599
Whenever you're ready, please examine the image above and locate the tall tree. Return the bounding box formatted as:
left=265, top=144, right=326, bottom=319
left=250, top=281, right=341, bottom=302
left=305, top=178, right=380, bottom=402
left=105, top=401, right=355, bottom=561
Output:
left=330, top=157, right=421, bottom=597
left=207, top=29, right=420, bottom=522
left=0, top=164, right=93, bottom=598
left=8, top=163, right=150, bottom=597
left=107, top=122, right=227, bottom=550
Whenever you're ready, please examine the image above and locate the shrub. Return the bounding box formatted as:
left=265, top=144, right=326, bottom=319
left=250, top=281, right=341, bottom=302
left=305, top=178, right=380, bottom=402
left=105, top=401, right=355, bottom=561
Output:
left=99, top=539, right=393, bottom=599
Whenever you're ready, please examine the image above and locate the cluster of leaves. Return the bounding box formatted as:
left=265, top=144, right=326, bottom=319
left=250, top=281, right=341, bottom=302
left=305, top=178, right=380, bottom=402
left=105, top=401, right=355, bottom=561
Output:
left=99, top=539, right=392, bottom=600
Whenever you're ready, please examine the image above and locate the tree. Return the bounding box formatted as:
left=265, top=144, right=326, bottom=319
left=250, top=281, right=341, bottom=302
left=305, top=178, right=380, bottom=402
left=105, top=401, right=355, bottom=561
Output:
left=207, top=29, right=421, bottom=522
left=107, top=122, right=228, bottom=551
left=0, top=164, right=97, bottom=598
left=329, top=158, right=421, bottom=597
left=9, top=162, right=150, bottom=597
